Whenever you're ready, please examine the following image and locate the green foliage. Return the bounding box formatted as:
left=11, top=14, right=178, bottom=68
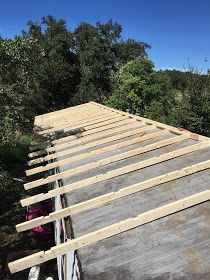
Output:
left=170, top=69, right=210, bottom=136
left=107, top=57, right=175, bottom=123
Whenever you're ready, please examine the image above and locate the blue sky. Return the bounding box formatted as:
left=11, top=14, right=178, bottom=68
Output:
left=0, top=0, right=209, bottom=72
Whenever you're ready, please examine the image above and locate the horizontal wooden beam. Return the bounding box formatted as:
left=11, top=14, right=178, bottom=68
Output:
left=29, top=121, right=143, bottom=158
left=21, top=158, right=210, bottom=208
left=47, top=118, right=141, bottom=153
left=90, top=102, right=210, bottom=141
left=25, top=134, right=198, bottom=189
left=37, top=111, right=114, bottom=136
left=28, top=125, right=154, bottom=166
left=10, top=190, right=210, bottom=273
left=17, top=152, right=209, bottom=231
left=31, top=113, right=120, bottom=149
left=24, top=140, right=210, bottom=190
left=35, top=104, right=100, bottom=129
left=35, top=103, right=92, bottom=125
left=41, top=112, right=117, bottom=134
left=50, top=117, right=134, bottom=147
left=26, top=130, right=169, bottom=176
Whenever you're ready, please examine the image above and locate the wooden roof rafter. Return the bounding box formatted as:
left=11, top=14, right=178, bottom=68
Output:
left=8, top=102, right=210, bottom=274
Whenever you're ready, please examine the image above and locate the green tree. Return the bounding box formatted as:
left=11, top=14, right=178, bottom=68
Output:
left=107, top=57, right=174, bottom=123
left=171, top=69, right=210, bottom=136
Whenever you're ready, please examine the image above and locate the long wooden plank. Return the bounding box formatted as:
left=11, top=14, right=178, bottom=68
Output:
left=37, top=111, right=117, bottom=132
left=25, top=134, right=198, bottom=189
left=21, top=159, right=210, bottom=207
left=35, top=116, right=133, bottom=156
left=90, top=102, right=210, bottom=141
left=36, top=104, right=99, bottom=129
left=10, top=190, right=210, bottom=273
left=35, top=103, right=92, bottom=125
left=31, top=114, right=126, bottom=150
left=17, top=155, right=210, bottom=231
left=29, top=121, right=143, bottom=158
left=51, top=117, right=134, bottom=146
left=46, top=118, right=141, bottom=153
left=26, top=130, right=169, bottom=176
left=28, top=125, right=154, bottom=165
left=31, top=113, right=122, bottom=149
left=37, top=111, right=115, bottom=136
left=24, top=134, right=189, bottom=187
left=42, top=112, right=117, bottom=133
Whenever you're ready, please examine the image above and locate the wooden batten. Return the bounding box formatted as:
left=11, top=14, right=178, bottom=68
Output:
left=10, top=190, right=210, bottom=273
left=10, top=102, right=210, bottom=275
left=24, top=140, right=210, bottom=190
left=21, top=159, right=210, bottom=207
left=26, top=130, right=169, bottom=176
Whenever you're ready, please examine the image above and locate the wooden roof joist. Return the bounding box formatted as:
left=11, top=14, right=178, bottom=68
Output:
left=36, top=112, right=116, bottom=133
left=17, top=158, right=210, bottom=231
left=33, top=117, right=141, bottom=156
left=28, top=125, right=154, bottom=166
left=26, top=130, right=169, bottom=176
left=37, top=111, right=116, bottom=135
left=30, top=115, right=132, bottom=153
left=35, top=106, right=100, bottom=129
left=21, top=159, right=210, bottom=207
left=9, top=190, right=210, bottom=273
left=34, top=103, right=92, bottom=125
left=89, top=102, right=210, bottom=141
left=28, top=121, right=144, bottom=158
left=24, top=140, right=210, bottom=190
left=31, top=113, right=122, bottom=148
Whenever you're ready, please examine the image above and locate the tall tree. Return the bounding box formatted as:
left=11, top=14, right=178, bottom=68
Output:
left=107, top=57, right=175, bottom=123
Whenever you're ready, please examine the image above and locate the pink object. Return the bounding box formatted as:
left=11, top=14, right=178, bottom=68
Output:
left=25, top=204, right=52, bottom=239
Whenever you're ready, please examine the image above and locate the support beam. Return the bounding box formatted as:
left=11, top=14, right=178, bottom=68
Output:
left=50, top=117, right=135, bottom=148
left=31, top=113, right=120, bottom=149
left=46, top=118, right=141, bottom=153
left=21, top=158, right=210, bottom=207
left=90, top=102, right=209, bottom=141
left=41, top=112, right=117, bottom=135
left=28, top=125, right=154, bottom=166
left=37, top=111, right=115, bottom=136
left=17, top=156, right=210, bottom=231
left=29, top=121, right=143, bottom=158
left=10, top=190, right=210, bottom=273
left=26, top=130, right=169, bottom=176
left=24, top=140, right=210, bottom=190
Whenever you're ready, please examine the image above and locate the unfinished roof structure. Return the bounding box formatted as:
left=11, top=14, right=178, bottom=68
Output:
left=9, top=102, right=210, bottom=279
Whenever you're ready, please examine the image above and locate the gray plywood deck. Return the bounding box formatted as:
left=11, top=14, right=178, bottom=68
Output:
left=57, top=125, right=210, bottom=279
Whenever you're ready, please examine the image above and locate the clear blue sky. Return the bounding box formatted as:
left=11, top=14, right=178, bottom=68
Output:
left=0, top=0, right=209, bottom=72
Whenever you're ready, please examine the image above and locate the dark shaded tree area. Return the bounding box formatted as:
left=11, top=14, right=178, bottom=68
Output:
left=0, top=15, right=150, bottom=146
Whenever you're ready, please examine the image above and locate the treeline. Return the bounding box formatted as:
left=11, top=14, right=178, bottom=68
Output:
left=0, top=15, right=150, bottom=147
left=0, top=15, right=209, bottom=174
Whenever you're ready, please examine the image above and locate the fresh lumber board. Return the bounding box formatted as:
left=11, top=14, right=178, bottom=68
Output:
left=36, top=105, right=100, bottom=129
left=25, top=134, right=200, bottom=189
left=31, top=114, right=127, bottom=151
left=29, top=121, right=143, bottom=158
left=37, top=111, right=114, bottom=136
left=10, top=190, right=210, bottom=273
left=26, top=130, right=169, bottom=176
left=35, top=103, right=92, bottom=126
left=46, top=118, right=141, bottom=153
left=90, top=102, right=209, bottom=141
left=21, top=158, right=210, bottom=208
left=50, top=117, right=135, bottom=147
left=24, top=140, right=210, bottom=190
left=27, top=125, right=154, bottom=166
left=17, top=152, right=209, bottom=231
left=36, top=112, right=116, bottom=136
